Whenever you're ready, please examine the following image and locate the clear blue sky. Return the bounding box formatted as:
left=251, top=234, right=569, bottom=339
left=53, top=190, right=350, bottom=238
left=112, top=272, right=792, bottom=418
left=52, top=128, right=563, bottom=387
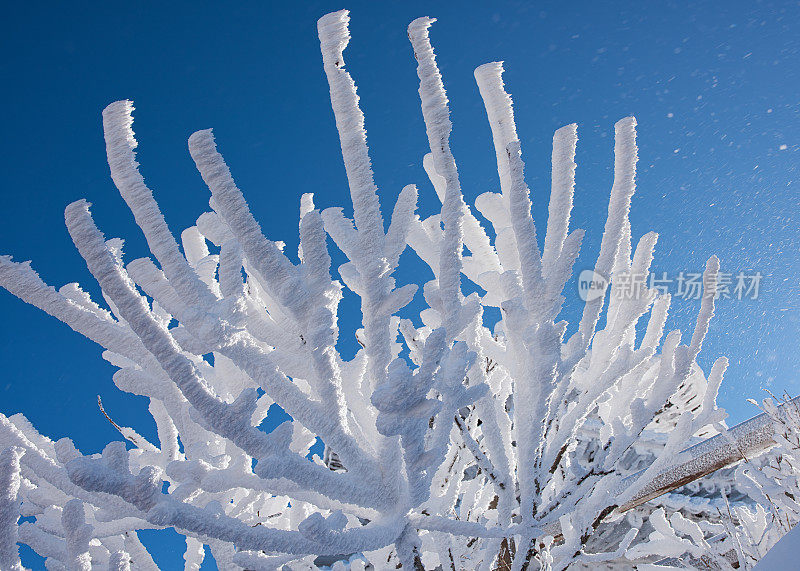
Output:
left=1, top=1, right=798, bottom=568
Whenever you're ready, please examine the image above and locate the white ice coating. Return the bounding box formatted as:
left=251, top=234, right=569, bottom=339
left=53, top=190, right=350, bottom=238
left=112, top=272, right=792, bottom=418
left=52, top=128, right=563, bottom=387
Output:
left=0, top=447, right=24, bottom=571
left=408, top=16, right=467, bottom=339
left=0, top=9, right=783, bottom=571
left=109, top=550, right=132, bottom=571
left=474, top=62, right=518, bottom=197
left=102, top=101, right=215, bottom=310
left=543, top=124, right=578, bottom=275
left=573, top=116, right=639, bottom=358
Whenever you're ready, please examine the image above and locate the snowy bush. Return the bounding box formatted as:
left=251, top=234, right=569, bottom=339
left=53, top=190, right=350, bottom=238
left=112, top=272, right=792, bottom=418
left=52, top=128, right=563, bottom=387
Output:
left=620, top=397, right=800, bottom=570
left=0, top=8, right=787, bottom=570
left=723, top=398, right=800, bottom=569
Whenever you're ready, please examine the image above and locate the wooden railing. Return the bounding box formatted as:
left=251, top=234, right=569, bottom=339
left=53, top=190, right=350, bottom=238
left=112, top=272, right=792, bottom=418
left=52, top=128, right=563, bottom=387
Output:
left=617, top=396, right=797, bottom=515
left=529, top=397, right=798, bottom=562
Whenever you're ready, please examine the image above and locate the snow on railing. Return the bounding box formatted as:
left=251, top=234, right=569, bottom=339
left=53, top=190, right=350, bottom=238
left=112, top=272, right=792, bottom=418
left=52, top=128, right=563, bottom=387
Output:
left=619, top=394, right=800, bottom=514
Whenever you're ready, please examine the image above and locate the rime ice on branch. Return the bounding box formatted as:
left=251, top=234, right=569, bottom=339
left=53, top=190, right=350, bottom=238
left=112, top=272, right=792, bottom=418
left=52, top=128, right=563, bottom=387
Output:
left=0, top=8, right=766, bottom=571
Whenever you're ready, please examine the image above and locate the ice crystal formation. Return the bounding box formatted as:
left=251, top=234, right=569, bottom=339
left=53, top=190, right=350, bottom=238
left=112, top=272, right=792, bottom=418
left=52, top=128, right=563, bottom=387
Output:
left=0, top=9, right=787, bottom=571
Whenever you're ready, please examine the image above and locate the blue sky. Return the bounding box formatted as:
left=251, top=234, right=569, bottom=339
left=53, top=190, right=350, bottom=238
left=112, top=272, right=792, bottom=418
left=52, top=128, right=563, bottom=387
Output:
left=1, top=1, right=798, bottom=568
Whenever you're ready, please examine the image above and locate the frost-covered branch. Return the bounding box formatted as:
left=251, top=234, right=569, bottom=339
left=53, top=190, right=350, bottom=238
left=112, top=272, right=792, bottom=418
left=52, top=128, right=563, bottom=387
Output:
left=0, top=8, right=782, bottom=570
